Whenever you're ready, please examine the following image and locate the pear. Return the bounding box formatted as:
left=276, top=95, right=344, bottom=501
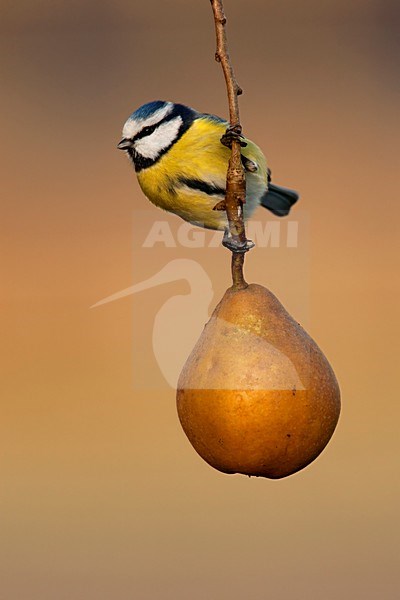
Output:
left=177, top=284, right=340, bottom=479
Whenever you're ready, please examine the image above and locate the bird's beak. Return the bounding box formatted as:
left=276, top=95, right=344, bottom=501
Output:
left=117, top=138, right=132, bottom=150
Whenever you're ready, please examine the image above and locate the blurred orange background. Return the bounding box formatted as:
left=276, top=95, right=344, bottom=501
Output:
left=1, top=1, right=399, bottom=598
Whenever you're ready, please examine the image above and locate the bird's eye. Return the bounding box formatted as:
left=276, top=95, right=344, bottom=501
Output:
left=142, top=126, right=154, bottom=136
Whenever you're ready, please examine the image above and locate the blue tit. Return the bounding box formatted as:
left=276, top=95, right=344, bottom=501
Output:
left=117, top=101, right=299, bottom=238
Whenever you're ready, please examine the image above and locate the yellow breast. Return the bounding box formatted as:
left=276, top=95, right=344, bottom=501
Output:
left=137, top=117, right=268, bottom=230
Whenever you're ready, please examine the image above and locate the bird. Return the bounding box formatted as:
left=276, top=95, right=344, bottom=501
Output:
left=117, top=100, right=299, bottom=251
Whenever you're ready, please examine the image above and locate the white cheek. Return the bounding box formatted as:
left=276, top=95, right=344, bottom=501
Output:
left=134, top=116, right=183, bottom=159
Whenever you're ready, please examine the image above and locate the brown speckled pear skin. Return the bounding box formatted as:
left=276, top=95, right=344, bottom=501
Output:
left=176, top=284, right=341, bottom=479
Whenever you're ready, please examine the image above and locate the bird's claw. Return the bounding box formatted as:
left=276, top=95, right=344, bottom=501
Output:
left=241, top=156, right=258, bottom=172
left=221, top=127, right=247, bottom=149
left=222, top=235, right=255, bottom=253
left=212, top=200, right=227, bottom=211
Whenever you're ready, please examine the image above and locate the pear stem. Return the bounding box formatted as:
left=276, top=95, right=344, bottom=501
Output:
left=210, top=0, right=250, bottom=291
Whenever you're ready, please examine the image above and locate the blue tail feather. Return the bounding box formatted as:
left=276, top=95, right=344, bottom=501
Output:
left=261, top=183, right=299, bottom=217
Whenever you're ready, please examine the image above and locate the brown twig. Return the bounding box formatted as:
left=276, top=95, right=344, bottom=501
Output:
left=210, top=0, right=250, bottom=290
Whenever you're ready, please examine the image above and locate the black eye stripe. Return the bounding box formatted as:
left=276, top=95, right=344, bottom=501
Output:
left=132, top=123, right=158, bottom=142
left=132, top=110, right=186, bottom=142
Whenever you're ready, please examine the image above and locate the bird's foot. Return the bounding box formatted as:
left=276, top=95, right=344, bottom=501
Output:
left=212, top=200, right=227, bottom=211
left=222, top=229, right=255, bottom=253
left=221, top=126, right=247, bottom=149
left=241, top=155, right=258, bottom=173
